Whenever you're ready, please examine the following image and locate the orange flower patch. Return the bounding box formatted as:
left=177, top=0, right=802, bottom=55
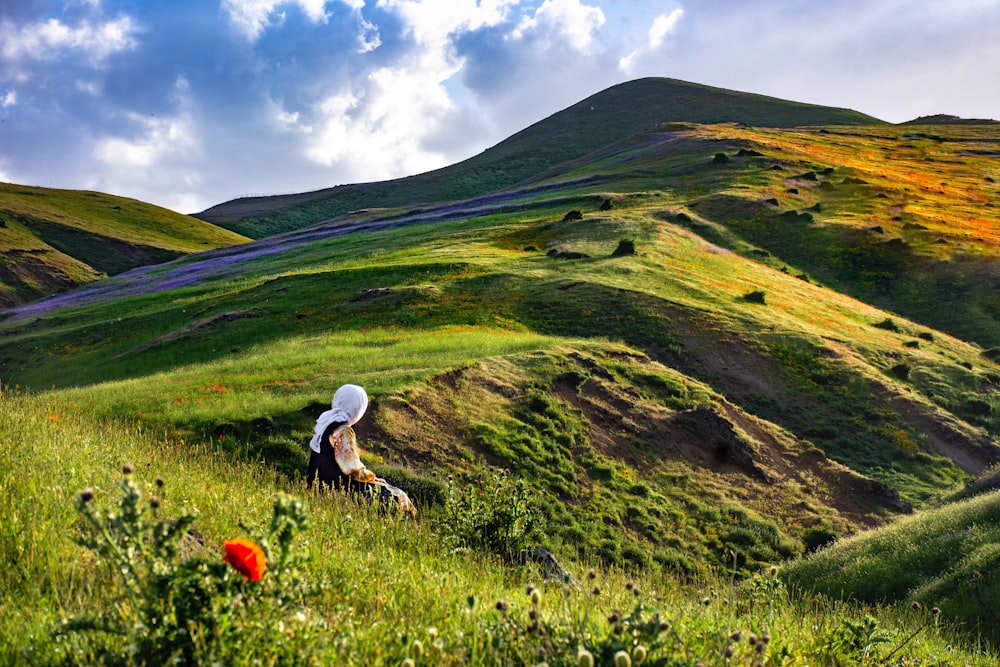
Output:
left=222, top=538, right=266, bottom=581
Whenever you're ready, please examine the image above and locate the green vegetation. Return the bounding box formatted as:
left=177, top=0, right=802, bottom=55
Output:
left=783, top=488, right=1000, bottom=647
left=2, top=79, right=1000, bottom=660
left=196, top=77, right=883, bottom=238
left=2, top=391, right=994, bottom=665
left=0, top=182, right=249, bottom=307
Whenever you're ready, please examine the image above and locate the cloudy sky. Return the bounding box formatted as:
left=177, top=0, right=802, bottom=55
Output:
left=1, top=1, right=998, bottom=214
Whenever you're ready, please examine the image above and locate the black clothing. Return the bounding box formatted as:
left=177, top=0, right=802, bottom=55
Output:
left=306, top=420, right=398, bottom=512
left=307, top=420, right=361, bottom=492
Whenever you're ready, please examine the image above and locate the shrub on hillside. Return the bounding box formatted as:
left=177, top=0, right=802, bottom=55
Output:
left=435, top=468, right=539, bottom=563
left=611, top=239, right=636, bottom=257
left=874, top=318, right=902, bottom=332
left=57, top=472, right=327, bottom=665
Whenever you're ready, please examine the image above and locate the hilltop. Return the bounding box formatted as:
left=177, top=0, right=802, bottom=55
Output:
left=0, top=182, right=250, bottom=308
left=195, top=77, right=883, bottom=238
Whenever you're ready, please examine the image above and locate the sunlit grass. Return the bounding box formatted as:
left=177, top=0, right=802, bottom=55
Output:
left=48, top=325, right=568, bottom=430
left=2, top=389, right=996, bottom=665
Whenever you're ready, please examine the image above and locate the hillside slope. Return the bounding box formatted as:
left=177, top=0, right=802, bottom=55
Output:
left=4, top=120, right=999, bottom=576
left=0, top=183, right=250, bottom=308
left=195, top=77, right=883, bottom=238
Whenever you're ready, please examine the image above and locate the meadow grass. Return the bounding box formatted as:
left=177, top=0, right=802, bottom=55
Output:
left=2, top=389, right=995, bottom=666
left=4, top=184, right=997, bottom=574
left=782, top=488, right=1000, bottom=647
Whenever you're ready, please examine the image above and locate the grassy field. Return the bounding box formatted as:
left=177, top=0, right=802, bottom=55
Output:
left=2, top=389, right=995, bottom=665
left=0, top=182, right=249, bottom=308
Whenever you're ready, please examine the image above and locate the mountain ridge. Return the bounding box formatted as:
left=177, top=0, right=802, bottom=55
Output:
left=194, top=77, right=885, bottom=238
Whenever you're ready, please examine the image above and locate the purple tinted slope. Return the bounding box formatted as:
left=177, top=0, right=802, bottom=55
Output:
left=0, top=175, right=606, bottom=322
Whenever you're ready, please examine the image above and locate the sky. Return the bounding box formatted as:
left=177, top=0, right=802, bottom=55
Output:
left=1, top=1, right=998, bottom=215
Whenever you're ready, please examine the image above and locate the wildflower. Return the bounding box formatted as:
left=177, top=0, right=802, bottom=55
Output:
left=614, top=649, right=632, bottom=667
left=592, top=586, right=601, bottom=596
left=412, top=639, right=424, bottom=659
left=222, top=538, right=266, bottom=581
left=761, top=630, right=770, bottom=643
left=932, top=607, right=941, bottom=616
left=529, top=587, right=542, bottom=606
left=748, top=633, right=758, bottom=646
left=402, top=660, right=415, bottom=667
left=427, top=627, right=438, bottom=638
left=155, top=477, right=165, bottom=488
left=149, top=496, right=161, bottom=510
left=122, top=463, right=134, bottom=475
left=731, top=630, right=743, bottom=642
left=496, top=599, right=509, bottom=613
left=632, top=645, right=647, bottom=665
left=625, top=581, right=634, bottom=591
left=587, top=569, right=597, bottom=580
left=577, top=649, right=595, bottom=667
left=79, top=487, right=95, bottom=504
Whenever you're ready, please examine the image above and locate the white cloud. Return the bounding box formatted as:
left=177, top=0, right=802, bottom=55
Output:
left=1, top=89, right=16, bottom=107
left=75, top=80, right=101, bottom=95
left=93, top=78, right=197, bottom=169
left=304, top=60, right=460, bottom=178
left=221, top=0, right=334, bottom=41
left=648, top=8, right=684, bottom=48
left=377, top=0, right=515, bottom=48
left=618, top=50, right=637, bottom=74
left=0, top=15, right=139, bottom=65
left=356, top=14, right=382, bottom=53
left=513, top=0, right=606, bottom=51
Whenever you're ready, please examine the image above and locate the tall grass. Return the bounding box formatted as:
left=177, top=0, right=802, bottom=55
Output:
left=2, top=389, right=995, bottom=665
left=782, top=488, right=1000, bottom=646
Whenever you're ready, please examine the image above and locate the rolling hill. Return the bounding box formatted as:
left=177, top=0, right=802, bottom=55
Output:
left=0, top=182, right=250, bottom=308
left=2, top=77, right=1000, bottom=660
left=194, top=77, right=884, bottom=239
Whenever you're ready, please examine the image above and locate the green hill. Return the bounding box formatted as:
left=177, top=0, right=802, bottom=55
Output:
left=0, top=182, right=250, bottom=308
left=195, top=77, right=884, bottom=238
left=4, top=119, right=999, bottom=578
left=2, top=78, right=1000, bottom=662
left=783, top=488, right=1000, bottom=646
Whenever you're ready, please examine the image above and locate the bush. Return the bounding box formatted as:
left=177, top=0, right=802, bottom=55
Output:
left=57, top=473, right=327, bottom=665
left=611, top=239, right=636, bottom=257
left=888, top=363, right=911, bottom=380
left=434, top=468, right=539, bottom=562
left=743, top=290, right=767, bottom=304
left=874, top=318, right=902, bottom=332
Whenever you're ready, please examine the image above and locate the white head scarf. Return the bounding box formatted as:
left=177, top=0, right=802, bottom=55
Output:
left=309, top=384, right=369, bottom=452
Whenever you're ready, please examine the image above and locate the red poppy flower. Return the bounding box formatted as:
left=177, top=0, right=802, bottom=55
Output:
left=223, top=538, right=266, bottom=581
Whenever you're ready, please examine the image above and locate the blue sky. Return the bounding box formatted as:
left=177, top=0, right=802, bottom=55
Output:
left=1, top=0, right=997, bottom=214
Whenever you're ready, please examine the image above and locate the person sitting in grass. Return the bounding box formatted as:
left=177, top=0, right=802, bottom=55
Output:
left=307, top=384, right=416, bottom=516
